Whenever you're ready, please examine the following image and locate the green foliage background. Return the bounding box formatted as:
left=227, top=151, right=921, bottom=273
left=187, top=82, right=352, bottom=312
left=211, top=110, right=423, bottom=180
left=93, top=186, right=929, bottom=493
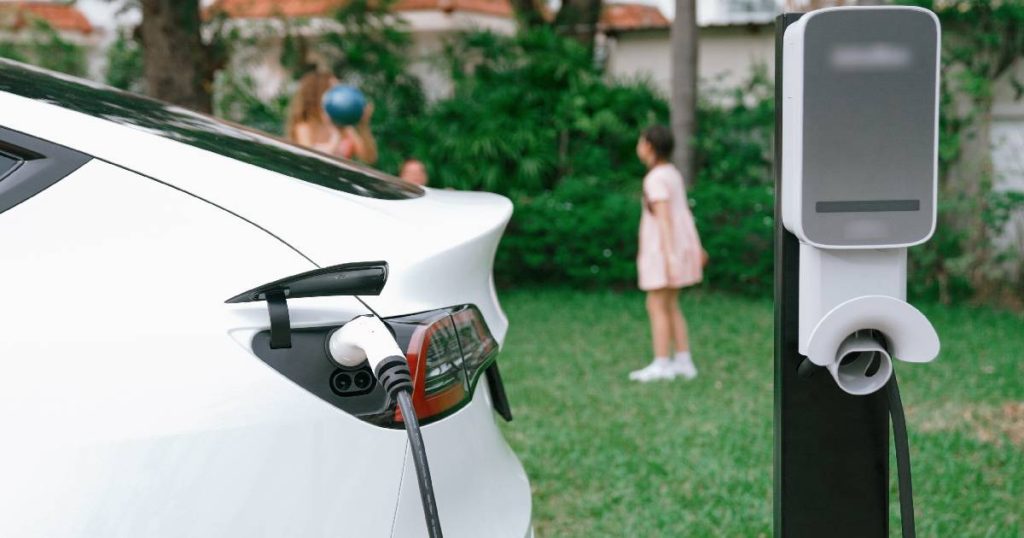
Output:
left=0, top=20, right=87, bottom=77
left=901, top=0, right=1024, bottom=304
left=415, top=29, right=668, bottom=289
left=100, top=1, right=1024, bottom=302
left=105, top=30, right=144, bottom=93
left=423, top=31, right=777, bottom=295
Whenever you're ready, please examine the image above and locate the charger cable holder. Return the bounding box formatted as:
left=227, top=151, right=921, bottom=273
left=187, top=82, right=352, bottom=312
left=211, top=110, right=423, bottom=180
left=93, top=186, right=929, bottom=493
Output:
left=225, top=260, right=390, bottom=349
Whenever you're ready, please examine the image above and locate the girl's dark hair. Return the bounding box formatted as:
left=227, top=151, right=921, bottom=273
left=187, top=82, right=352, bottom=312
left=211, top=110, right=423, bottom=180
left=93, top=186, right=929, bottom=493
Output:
left=642, top=125, right=675, bottom=160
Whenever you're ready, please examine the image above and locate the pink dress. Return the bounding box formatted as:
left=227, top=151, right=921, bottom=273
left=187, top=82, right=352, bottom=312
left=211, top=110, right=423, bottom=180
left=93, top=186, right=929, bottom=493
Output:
left=637, top=163, right=703, bottom=291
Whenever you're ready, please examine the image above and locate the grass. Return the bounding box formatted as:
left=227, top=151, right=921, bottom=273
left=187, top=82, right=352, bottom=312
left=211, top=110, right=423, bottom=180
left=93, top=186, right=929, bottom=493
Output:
left=495, top=288, right=1024, bottom=537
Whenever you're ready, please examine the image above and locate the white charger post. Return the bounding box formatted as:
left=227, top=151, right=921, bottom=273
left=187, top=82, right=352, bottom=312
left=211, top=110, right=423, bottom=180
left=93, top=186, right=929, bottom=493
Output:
left=781, top=6, right=941, bottom=395
left=774, top=8, right=944, bottom=537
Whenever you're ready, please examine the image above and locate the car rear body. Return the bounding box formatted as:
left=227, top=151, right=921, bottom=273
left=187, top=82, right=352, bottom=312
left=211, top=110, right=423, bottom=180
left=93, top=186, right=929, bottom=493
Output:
left=0, top=60, right=530, bottom=537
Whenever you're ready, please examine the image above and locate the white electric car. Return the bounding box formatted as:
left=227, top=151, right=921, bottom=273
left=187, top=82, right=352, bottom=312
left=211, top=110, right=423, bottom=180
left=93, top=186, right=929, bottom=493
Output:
left=0, top=60, right=531, bottom=537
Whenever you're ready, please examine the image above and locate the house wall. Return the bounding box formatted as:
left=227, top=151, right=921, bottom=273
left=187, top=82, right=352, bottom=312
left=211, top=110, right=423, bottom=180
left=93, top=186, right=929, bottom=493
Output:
left=227, top=11, right=515, bottom=102
left=0, top=29, right=103, bottom=78
left=697, top=0, right=778, bottom=26
left=604, top=30, right=671, bottom=89
left=699, top=26, right=774, bottom=88
left=227, top=33, right=289, bottom=100
left=991, top=60, right=1024, bottom=258
left=402, top=11, right=516, bottom=101
left=993, top=60, right=1024, bottom=192
left=604, top=25, right=774, bottom=94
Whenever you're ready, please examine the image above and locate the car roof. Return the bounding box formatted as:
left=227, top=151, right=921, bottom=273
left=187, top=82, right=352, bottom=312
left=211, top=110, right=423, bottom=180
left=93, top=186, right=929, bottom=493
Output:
left=0, top=59, right=421, bottom=201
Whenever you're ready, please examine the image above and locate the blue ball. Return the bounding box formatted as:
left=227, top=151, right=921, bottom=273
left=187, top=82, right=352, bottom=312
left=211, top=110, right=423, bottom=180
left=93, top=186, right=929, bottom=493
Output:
left=322, top=85, right=366, bottom=126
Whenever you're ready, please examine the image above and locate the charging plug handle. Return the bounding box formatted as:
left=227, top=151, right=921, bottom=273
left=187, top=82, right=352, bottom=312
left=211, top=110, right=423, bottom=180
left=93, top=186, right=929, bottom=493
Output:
left=328, top=315, right=404, bottom=369
left=375, top=355, right=413, bottom=402
left=326, top=315, right=412, bottom=402
left=375, top=357, right=441, bottom=537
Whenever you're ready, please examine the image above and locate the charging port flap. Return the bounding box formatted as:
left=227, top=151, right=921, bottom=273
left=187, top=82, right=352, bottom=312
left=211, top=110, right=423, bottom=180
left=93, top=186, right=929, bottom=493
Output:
left=225, top=260, right=389, bottom=350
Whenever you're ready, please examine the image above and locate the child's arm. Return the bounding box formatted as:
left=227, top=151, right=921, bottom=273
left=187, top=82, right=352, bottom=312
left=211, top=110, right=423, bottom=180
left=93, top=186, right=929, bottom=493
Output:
left=345, top=102, right=378, bottom=165
left=650, top=200, right=683, bottom=281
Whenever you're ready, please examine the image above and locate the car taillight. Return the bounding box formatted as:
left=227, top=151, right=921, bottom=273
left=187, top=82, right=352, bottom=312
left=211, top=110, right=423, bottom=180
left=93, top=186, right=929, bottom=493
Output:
left=385, top=305, right=499, bottom=424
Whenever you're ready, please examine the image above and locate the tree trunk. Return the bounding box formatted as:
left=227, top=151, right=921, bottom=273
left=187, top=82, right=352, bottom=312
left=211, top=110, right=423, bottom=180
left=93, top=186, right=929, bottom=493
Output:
left=670, top=0, right=698, bottom=184
left=509, top=0, right=547, bottom=29
left=554, top=0, right=603, bottom=49
left=139, top=0, right=210, bottom=112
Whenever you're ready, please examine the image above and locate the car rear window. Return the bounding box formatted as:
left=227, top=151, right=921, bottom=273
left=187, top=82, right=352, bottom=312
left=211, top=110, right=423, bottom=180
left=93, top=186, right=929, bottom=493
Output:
left=0, top=61, right=422, bottom=200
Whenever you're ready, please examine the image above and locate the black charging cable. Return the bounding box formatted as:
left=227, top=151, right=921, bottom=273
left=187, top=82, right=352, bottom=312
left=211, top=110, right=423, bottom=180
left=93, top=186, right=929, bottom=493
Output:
left=887, top=372, right=916, bottom=538
left=341, top=301, right=443, bottom=537
left=374, top=355, right=444, bottom=538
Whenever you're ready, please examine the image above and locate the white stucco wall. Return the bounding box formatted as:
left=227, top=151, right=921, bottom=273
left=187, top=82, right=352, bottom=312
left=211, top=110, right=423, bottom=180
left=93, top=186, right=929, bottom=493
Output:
left=402, top=11, right=516, bottom=101
left=697, top=0, right=778, bottom=26
left=225, top=11, right=516, bottom=103
left=700, top=26, right=775, bottom=87
left=402, top=10, right=515, bottom=34
left=604, top=30, right=672, bottom=89
left=992, top=62, right=1024, bottom=197
left=991, top=61, right=1024, bottom=261
left=993, top=76, right=1024, bottom=193
left=604, top=25, right=774, bottom=94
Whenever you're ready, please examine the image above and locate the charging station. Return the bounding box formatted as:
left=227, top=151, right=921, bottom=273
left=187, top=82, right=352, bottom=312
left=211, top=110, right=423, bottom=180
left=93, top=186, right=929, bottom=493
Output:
left=774, top=7, right=941, bottom=537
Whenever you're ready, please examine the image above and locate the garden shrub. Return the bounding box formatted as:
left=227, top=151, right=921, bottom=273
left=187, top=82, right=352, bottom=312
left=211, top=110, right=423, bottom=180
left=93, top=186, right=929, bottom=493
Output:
left=491, top=61, right=777, bottom=294
left=191, top=17, right=791, bottom=297
left=900, top=0, right=1024, bottom=305
left=213, top=70, right=292, bottom=136
left=83, top=0, right=1024, bottom=304
left=417, top=29, right=665, bottom=288
left=410, top=29, right=662, bottom=195
left=205, top=25, right=779, bottom=294
left=691, top=70, right=775, bottom=295
left=105, top=30, right=145, bottom=93
left=0, top=20, right=87, bottom=77
left=488, top=46, right=776, bottom=293
left=495, top=179, right=640, bottom=288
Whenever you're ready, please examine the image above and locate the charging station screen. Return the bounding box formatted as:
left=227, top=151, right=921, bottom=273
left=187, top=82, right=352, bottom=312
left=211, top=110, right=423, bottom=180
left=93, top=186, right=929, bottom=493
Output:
left=800, top=9, right=938, bottom=247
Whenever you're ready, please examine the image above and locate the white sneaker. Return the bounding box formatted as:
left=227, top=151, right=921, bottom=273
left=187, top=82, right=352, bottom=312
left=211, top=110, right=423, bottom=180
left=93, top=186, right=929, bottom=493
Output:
left=629, top=359, right=676, bottom=382
left=671, top=359, right=698, bottom=380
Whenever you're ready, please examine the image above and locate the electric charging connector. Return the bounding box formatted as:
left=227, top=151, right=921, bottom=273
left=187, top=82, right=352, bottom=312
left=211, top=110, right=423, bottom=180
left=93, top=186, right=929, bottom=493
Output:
left=328, top=315, right=444, bottom=538
left=328, top=315, right=413, bottom=402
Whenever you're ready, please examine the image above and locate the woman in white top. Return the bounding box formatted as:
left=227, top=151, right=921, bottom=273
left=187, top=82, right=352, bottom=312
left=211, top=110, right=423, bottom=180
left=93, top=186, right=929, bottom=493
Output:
left=285, top=70, right=377, bottom=165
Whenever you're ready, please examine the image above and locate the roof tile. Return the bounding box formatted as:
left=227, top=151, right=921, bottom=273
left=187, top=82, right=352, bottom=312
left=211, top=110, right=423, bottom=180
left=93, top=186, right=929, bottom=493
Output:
left=207, top=0, right=667, bottom=30
left=208, top=0, right=512, bottom=19
left=600, top=3, right=670, bottom=31
left=0, top=2, right=93, bottom=34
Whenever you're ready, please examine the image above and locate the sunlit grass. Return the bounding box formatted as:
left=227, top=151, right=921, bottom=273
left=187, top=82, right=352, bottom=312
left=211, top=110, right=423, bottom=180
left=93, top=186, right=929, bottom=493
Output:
left=497, top=288, right=1023, bottom=537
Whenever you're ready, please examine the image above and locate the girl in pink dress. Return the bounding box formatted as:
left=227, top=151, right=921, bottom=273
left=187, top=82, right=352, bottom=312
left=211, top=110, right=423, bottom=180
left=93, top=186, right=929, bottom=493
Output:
left=629, top=126, right=706, bottom=382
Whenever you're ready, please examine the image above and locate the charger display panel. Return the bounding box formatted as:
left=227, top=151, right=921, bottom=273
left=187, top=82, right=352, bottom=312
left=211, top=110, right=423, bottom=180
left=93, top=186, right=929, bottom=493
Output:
left=793, top=9, right=939, bottom=247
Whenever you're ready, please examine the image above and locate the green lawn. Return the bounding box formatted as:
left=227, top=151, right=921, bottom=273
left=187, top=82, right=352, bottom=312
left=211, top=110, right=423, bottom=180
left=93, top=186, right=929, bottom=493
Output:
left=496, top=288, right=1024, bottom=537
